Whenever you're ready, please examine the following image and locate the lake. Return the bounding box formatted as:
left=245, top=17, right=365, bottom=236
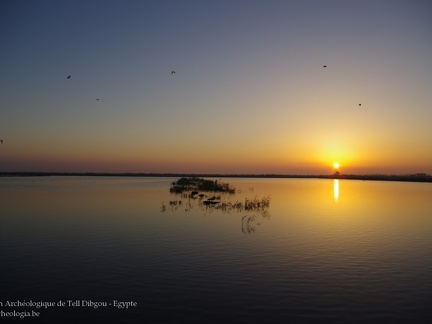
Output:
left=1, top=177, right=432, bottom=323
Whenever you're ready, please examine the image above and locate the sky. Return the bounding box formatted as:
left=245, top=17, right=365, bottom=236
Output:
left=1, top=0, right=432, bottom=175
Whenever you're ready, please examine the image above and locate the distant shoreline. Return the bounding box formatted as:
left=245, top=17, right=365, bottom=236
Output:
left=0, top=172, right=431, bottom=183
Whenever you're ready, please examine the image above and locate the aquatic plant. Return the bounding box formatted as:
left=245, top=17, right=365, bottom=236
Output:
left=162, top=194, right=270, bottom=216
left=205, top=196, right=271, bottom=213
left=242, top=215, right=256, bottom=234
left=170, top=177, right=235, bottom=194
left=162, top=177, right=271, bottom=233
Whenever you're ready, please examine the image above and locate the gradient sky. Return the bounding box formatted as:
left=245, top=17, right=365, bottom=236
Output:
left=1, top=0, right=431, bottom=174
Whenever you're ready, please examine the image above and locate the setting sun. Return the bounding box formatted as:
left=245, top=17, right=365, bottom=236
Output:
left=333, top=163, right=340, bottom=169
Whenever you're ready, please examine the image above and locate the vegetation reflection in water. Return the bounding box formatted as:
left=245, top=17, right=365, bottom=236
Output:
left=161, top=177, right=271, bottom=233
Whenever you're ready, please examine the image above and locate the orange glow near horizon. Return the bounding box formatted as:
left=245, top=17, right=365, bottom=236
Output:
left=1, top=99, right=431, bottom=175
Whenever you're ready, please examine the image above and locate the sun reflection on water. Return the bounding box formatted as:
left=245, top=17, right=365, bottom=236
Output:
left=333, top=179, right=339, bottom=202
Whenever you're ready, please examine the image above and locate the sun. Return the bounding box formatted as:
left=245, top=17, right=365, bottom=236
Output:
left=333, top=162, right=340, bottom=169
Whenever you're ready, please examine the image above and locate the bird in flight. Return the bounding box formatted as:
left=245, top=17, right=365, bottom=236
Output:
left=359, top=103, right=362, bottom=107
left=0, top=139, right=3, bottom=143
left=67, top=75, right=71, bottom=79
left=171, top=71, right=176, bottom=75
left=96, top=98, right=100, bottom=101
left=323, top=65, right=327, bottom=68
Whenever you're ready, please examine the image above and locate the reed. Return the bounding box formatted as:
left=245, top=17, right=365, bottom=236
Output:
left=170, top=177, right=236, bottom=194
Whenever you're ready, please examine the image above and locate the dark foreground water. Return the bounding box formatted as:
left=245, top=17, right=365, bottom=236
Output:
left=1, top=177, right=432, bottom=323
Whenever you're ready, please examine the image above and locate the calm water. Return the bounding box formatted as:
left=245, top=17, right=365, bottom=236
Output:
left=1, top=177, right=432, bottom=323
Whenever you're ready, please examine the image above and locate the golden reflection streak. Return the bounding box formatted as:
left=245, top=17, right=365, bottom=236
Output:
left=333, top=179, right=339, bottom=202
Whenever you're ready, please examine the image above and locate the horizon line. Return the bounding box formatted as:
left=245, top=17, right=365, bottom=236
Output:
left=1, top=171, right=431, bottom=183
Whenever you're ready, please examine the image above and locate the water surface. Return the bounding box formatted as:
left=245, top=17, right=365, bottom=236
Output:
left=1, top=177, right=431, bottom=323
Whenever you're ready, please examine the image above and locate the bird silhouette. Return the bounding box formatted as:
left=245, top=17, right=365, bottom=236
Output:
left=0, top=140, right=3, bottom=143
left=67, top=75, right=71, bottom=79
left=359, top=103, right=362, bottom=107
left=323, top=65, right=327, bottom=68
left=171, top=71, right=176, bottom=75
left=96, top=98, right=100, bottom=101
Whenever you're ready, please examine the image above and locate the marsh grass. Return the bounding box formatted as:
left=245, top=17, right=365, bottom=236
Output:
left=210, top=196, right=271, bottom=213
left=162, top=177, right=271, bottom=233
left=170, top=177, right=235, bottom=194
